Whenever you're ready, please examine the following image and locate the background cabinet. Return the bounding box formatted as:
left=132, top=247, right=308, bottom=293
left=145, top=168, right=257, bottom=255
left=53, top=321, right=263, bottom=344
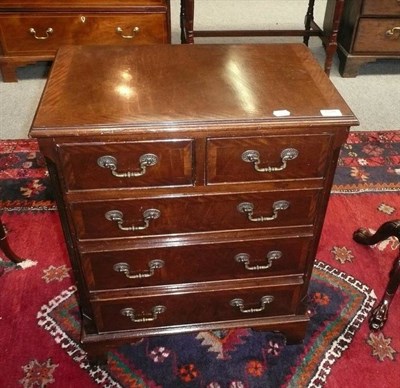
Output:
left=0, top=0, right=171, bottom=82
left=332, top=0, right=400, bottom=77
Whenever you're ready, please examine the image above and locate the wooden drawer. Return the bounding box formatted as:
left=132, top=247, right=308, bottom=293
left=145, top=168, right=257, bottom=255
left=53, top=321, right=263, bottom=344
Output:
left=362, top=0, right=400, bottom=16
left=58, top=140, right=194, bottom=191
left=92, top=284, right=302, bottom=333
left=82, top=236, right=313, bottom=290
left=0, top=13, right=168, bottom=55
left=206, top=134, right=332, bottom=184
left=354, top=18, right=400, bottom=53
left=70, top=189, right=320, bottom=239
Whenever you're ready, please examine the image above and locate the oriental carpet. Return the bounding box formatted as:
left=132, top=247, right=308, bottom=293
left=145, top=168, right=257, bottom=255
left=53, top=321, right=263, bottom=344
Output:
left=0, top=131, right=399, bottom=387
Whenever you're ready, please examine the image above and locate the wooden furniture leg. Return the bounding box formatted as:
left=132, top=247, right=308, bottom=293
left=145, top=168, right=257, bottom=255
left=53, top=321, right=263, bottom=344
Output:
left=180, top=0, right=194, bottom=44
left=0, top=218, right=24, bottom=264
left=303, top=0, right=316, bottom=46
left=353, top=220, right=400, bottom=331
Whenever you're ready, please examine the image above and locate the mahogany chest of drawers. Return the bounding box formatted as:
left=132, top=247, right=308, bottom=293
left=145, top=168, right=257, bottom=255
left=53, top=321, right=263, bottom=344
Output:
left=330, top=0, right=400, bottom=77
left=30, top=43, right=358, bottom=362
left=0, top=0, right=170, bottom=82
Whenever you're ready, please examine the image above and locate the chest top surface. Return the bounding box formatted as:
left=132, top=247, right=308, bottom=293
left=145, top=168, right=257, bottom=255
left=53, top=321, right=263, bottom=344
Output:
left=30, top=43, right=358, bottom=137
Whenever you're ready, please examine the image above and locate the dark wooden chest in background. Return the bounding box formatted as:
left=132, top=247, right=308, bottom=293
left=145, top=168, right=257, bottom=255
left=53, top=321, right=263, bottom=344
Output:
left=331, top=0, right=400, bottom=77
left=0, top=0, right=170, bottom=81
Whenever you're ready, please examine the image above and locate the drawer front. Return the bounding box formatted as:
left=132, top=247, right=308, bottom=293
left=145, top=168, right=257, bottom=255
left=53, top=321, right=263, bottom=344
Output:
left=363, top=0, right=400, bottom=16
left=82, top=236, right=313, bottom=290
left=59, top=140, right=194, bottom=191
left=92, top=284, right=302, bottom=332
left=0, top=13, right=168, bottom=55
left=206, top=134, right=332, bottom=184
left=71, top=189, right=320, bottom=239
left=354, top=19, right=400, bottom=53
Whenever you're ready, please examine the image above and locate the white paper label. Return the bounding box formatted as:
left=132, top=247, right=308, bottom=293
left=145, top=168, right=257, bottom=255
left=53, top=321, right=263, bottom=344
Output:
left=320, top=109, right=343, bottom=117
left=273, top=110, right=291, bottom=117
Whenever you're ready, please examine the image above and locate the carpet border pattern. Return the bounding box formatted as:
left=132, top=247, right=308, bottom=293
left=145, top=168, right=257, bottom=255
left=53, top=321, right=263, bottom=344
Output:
left=37, top=261, right=376, bottom=388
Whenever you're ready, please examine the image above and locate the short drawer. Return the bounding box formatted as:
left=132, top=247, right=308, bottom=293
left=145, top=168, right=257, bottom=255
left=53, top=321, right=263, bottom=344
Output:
left=70, top=189, right=320, bottom=239
left=58, top=140, right=194, bottom=191
left=0, top=13, right=168, bottom=55
left=92, top=284, right=302, bottom=333
left=362, top=0, right=400, bottom=16
left=206, top=134, right=332, bottom=184
left=82, top=236, right=313, bottom=290
left=354, top=18, right=400, bottom=53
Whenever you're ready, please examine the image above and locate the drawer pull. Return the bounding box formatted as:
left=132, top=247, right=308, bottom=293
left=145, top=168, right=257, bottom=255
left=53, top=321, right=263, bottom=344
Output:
left=97, top=154, right=158, bottom=178
left=385, top=27, right=400, bottom=38
left=105, top=209, right=160, bottom=232
left=116, top=26, right=140, bottom=39
left=29, top=27, right=53, bottom=40
left=235, top=250, right=282, bottom=271
left=241, top=148, right=299, bottom=172
left=113, top=259, right=164, bottom=279
left=120, top=305, right=166, bottom=323
left=237, top=200, right=290, bottom=222
left=230, top=295, right=274, bottom=314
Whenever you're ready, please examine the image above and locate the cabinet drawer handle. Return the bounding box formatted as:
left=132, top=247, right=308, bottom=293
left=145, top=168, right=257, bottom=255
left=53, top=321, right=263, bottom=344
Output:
left=230, top=295, right=274, bottom=314
left=105, top=209, right=160, bottom=232
left=241, top=148, right=299, bottom=172
left=116, top=26, right=140, bottom=39
left=113, top=259, right=164, bottom=279
left=237, top=200, right=290, bottom=222
left=29, top=27, right=53, bottom=40
left=235, top=250, right=282, bottom=271
left=385, top=27, right=400, bottom=38
left=120, top=305, right=166, bottom=323
left=97, top=154, right=158, bottom=178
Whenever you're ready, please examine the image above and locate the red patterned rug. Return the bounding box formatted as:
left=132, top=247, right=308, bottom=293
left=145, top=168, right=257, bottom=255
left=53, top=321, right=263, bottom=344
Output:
left=1, top=132, right=399, bottom=387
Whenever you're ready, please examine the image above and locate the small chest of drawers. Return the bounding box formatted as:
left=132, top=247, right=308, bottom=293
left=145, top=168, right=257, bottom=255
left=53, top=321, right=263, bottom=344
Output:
left=0, top=0, right=170, bottom=82
left=30, top=43, right=358, bottom=362
left=330, top=0, right=400, bottom=77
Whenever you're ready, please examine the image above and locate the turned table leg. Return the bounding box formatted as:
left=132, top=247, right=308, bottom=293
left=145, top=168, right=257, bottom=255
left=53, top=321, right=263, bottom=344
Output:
left=0, top=218, right=24, bottom=264
left=353, top=220, right=400, bottom=331
left=303, top=0, right=316, bottom=47
left=180, top=0, right=194, bottom=44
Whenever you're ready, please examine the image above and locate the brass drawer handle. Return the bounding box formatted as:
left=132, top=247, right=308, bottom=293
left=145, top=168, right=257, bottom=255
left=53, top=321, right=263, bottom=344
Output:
left=105, top=209, right=160, bottom=232
left=29, top=27, right=53, bottom=40
left=120, top=305, right=166, bottom=323
left=241, top=148, right=299, bottom=173
left=97, top=154, right=158, bottom=178
left=116, top=26, right=140, bottom=39
left=235, top=250, right=282, bottom=271
left=230, top=295, right=274, bottom=314
left=237, top=200, right=290, bottom=222
left=113, top=259, right=164, bottom=279
left=385, top=27, right=400, bottom=38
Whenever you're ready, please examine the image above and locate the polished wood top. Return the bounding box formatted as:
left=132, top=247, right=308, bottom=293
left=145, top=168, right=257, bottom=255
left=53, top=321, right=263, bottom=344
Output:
left=30, top=44, right=358, bottom=137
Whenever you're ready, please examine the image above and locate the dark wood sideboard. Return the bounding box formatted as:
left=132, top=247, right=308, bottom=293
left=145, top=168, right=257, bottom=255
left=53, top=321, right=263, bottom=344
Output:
left=0, top=0, right=170, bottom=82
left=30, top=43, right=358, bottom=362
left=329, top=0, right=400, bottom=77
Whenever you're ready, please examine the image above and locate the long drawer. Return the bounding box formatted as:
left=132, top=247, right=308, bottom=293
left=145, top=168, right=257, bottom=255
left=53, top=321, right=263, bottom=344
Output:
left=0, top=13, right=168, bottom=55
left=82, top=235, right=313, bottom=290
left=354, top=19, right=400, bottom=53
left=92, top=283, right=303, bottom=333
left=70, top=189, right=320, bottom=239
